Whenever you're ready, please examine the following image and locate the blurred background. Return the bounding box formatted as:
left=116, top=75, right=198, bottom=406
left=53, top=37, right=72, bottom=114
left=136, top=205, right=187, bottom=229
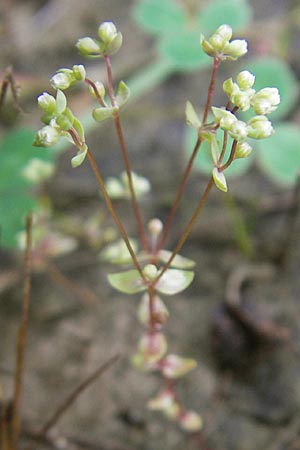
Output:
left=1, top=1, right=300, bottom=450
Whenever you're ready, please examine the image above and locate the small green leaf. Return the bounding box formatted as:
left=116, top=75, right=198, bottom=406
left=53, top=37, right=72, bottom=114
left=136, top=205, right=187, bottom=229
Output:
left=212, top=167, right=228, bottom=192
left=100, top=238, right=138, bottom=264
left=158, top=250, right=195, bottom=269
left=92, top=106, right=118, bottom=122
left=198, top=0, right=252, bottom=34
left=185, top=101, right=201, bottom=129
left=71, top=144, right=88, bottom=168
left=55, top=89, right=67, bottom=114
left=184, top=126, right=253, bottom=178
left=108, top=269, right=145, bottom=294
left=133, top=0, right=185, bottom=35
left=156, top=268, right=194, bottom=295
left=116, top=81, right=130, bottom=107
left=158, top=30, right=211, bottom=70
left=256, top=124, right=300, bottom=187
left=72, top=117, right=85, bottom=142
left=238, top=58, right=298, bottom=121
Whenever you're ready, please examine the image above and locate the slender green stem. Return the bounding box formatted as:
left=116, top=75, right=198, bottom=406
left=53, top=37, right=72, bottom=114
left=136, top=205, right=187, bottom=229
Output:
left=86, top=149, right=146, bottom=281
left=155, top=177, right=214, bottom=284
left=11, top=212, right=33, bottom=450
left=104, top=55, right=149, bottom=252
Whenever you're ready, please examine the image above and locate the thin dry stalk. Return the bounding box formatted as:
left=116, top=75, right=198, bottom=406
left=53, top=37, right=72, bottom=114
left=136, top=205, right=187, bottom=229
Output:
left=36, top=354, right=119, bottom=440
left=11, top=212, right=33, bottom=450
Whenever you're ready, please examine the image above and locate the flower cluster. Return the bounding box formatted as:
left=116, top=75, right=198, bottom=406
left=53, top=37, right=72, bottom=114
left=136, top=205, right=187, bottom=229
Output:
left=200, top=24, right=247, bottom=61
left=33, top=89, right=87, bottom=167
left=51, top=64, right=86, bottom=91
left=76, top=21, right=123, bottom=57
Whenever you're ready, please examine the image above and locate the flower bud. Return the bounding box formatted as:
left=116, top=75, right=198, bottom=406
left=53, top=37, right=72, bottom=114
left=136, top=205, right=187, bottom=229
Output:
left=247, top=115, right=274, bottom=139
left=161, top=354, right=197, bottom=379
left=37, top=92, right=56, bottom=114
left=228, top=120, right=248, bottom=141
left=137, top=332, right=167, bottom=365
left=33, top=125, right=60, bottom=147
left=179, top=410, right=202, bottom=432
left=137, top=293, right=169, bottom=328
left=148, top=218, right=163, bottom=238
left=233, top=91, right=253, bottom=111
left=98, top=21, right=118, bottom=43
left=223, top=39, right=248, bottom=59
left=234, top=141, right=253, bottom=159
left=76, top=37, right=101, bottom=56
left=105, top=32, right=123, bottom=56
left=223, top=78, right=238, bottom=97
left=72, top=64, right=86, bottom=81
left=143, top=264, right=159, bottom=280
left=251, top=87, right=280, bottom=115
left=211, top=107, right=237, bottom=131
left=236, top=70, right=255, bottom=90
left=51, top=71, right=74, bottom=90
left=147, top=389, right=175, bottom=412
left=88, top=80, right=105, bottom=99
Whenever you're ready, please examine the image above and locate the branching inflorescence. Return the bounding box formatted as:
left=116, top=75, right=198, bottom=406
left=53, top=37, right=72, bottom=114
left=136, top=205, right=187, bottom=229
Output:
left=34, top=22, right=280, bottom=432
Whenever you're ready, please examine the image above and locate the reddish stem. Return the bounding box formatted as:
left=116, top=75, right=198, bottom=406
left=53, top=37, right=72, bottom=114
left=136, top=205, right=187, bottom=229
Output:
left=104, top=55, right=149, bottom=252
left=219, top=140, right=237, bottom=172
left=155, top=177, right=214, bottom=284
left=85, top=78, right=106, bottom=107
left=158, top=57, right=220, bottom=250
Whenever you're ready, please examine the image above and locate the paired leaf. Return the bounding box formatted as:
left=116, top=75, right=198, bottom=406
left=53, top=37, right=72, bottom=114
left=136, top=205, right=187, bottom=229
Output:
left=108, top=267, right=194, bottom=295
left=108, top=269, right=144, bottom=294
left=212, top=167, right=228, bottom=192
left=92, top=106, right=118, bottom=122
left=158, top=250, right=195, bottom=269
left=116, top=81, right=130, bottom=107
left=185, top=101, right=202, bottom=129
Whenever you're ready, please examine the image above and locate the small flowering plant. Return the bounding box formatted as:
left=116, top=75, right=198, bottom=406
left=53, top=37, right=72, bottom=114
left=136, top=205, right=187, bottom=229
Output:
left=34, top=22, right=280, bottom=433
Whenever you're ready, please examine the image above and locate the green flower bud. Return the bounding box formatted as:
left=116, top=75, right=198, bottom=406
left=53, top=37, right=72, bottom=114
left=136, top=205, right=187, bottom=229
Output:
left=138, top=293, right=169, bottom=328
left=251, top=87, right=280, bottom=115
left=236, top=70, right=255, bottom=90
left=98, top=21, right=118, bottom=43
left=247, top=115, right=274, bottom=139
left=161, top=354, right=197, bottom=379
left=72, top=64, right=86, bottom=81
left=37, top=92, right=56, bottom=114
left=232, top=91, right=253, bottom=111
left=211, top=107, right=237, bottom=131
left=55, top=110, right=74, bottom=131
left=229, top=120, right=248, bottom=141
left=51, top=71, right=73, bottom=90
left=33, top=125, right=60, bottom=147
left=223, top=78, right=238, bottom=97
left=234, top=141, right=253, bottom=159
left=76, top=37, right=101, bottom=56
left=209, top=24, right=232, bottom=51
left=88, top=80, right=105, bottom=99
left=137, top=332, right=167, bottom=365
left=105, top=32, right=123, bottom=55
left=143, top=264, right=159, bottom=281
left=223, top=39, right=248, bottom=59
left=179, top=410, right=202, bottom=432
left=148, top=389, right=175, bottom=412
